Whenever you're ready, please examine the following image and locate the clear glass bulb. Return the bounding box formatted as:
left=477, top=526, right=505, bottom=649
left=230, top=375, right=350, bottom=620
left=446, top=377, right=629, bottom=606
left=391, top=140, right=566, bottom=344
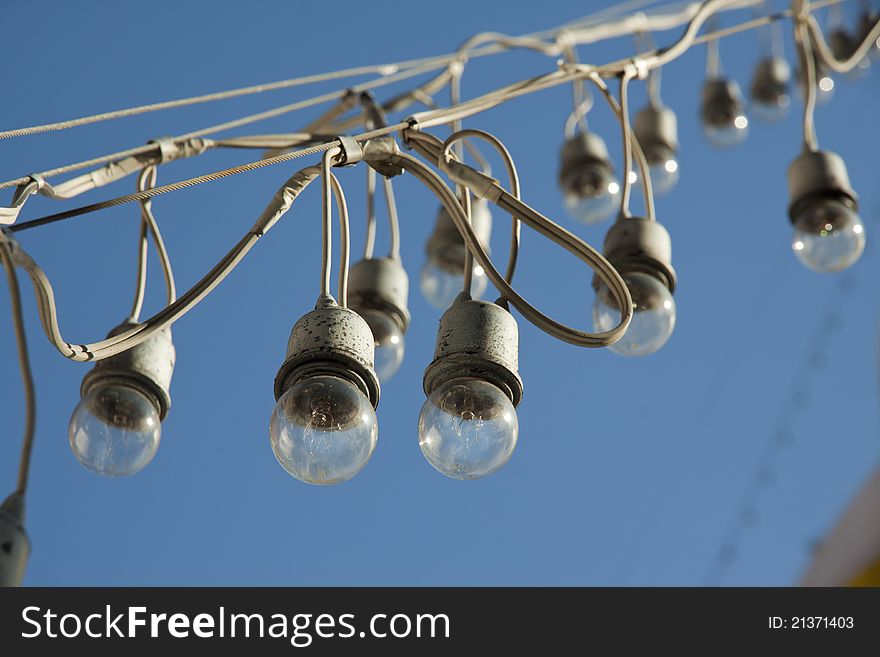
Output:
left=418, top=377, right=518, bottom=480
left=420, top=248, right=488, bottom=310
left=751, top=94, right=790, bottom=122
left=703, top=114, right=749, bottom=148
left=359, top=308, right=404, bottom=382
left=68, top=384, right=161, bottom=477
left=636, top=148, right=679, bottom=195
left=593, top=272, right=676, bottom=357
left=564, top=162, right=621, bottom=224
left=270, top=375, right=377, bottom=485
left=791, top=199, right=865, bottom=272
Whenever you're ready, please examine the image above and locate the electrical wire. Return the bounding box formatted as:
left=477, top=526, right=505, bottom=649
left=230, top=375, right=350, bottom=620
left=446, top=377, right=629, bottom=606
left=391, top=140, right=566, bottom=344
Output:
left=398, top=139, right=633, bottom=347
left=7, top=124, right=406, bottom=233
left=0, top=234, right=37, bottom=497
left=438, top=129, right=523, bottom=285
left=794, top=1, right=820, bottom=151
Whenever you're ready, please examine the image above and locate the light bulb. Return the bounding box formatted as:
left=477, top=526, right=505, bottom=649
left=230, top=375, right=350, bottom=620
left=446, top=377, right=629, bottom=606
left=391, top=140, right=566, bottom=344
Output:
left=269, top=374, right=377, bottom=485
left=701, top=79, right=748, bottom=148
left=750, top=57, right=791, bottom=122
left=563, top=164, right=621, bottom=224
left=796, top=60, right=835, bottom=105
left=420, top=248, right=488, bottom=310
left=633, top=104, right=680, bottom=194
left=559, top=132, right=620, bottom=224
left=359, top=308, right=405, bottom=382
left=635, top=147, right=679, bottom=195
left=68, top=384, right=162, bottom=477
left=593, top=271, right=676, bottom=356
left=418, top=377, right=518, bottom=480
left=791, top=199, right=865, bottom=272
left=830, top=28, right=871, bottom=79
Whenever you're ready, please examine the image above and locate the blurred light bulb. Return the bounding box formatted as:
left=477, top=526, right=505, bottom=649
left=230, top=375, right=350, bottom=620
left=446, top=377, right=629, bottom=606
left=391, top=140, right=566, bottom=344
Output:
left=270, top=375, right=377, bottom=485
left=563, top=162, right=621, bottom=224
left=593, top=272, right=676, bottom=356
left=559, top=132, right=620, bottom=224
left=796, top=57, right=835, bottom=104
left=830, top=28, right=871, bottom=79
left=418, top=377, right=518, bottom=480
left=359, top=308, right=405, bottom=382
left=68, top=384, right=161, bottom=477
left=750, top=57, right=792, bottom=122
left=633, top=104, right=680, bottom=194
left=791, top=199, right=865, bottom=272
left=701, top=79, right=749, bottom=148
left=858, top=11, right=880, bottom=61
left=420, top=249, right=488, bottom=310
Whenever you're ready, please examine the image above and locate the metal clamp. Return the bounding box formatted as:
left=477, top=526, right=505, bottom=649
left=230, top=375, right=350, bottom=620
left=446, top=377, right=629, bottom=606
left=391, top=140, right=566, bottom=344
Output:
left=334, top=135, right=364, bottom=167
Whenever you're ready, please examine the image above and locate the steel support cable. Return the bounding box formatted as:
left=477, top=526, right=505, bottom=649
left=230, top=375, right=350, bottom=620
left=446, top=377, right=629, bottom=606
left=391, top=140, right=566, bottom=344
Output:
left=391, top=149, right=633, bottom=347
left=7, top=124, right=406, bottom=233
left=4, top=156, right=351, bottom=363
left=0, top=59, right=448, bottom=192
left=0, top=0, right=649, bottom=142
left=0, top=0, right=840, bottom=194
left=0, top=235, right=37, bottom=497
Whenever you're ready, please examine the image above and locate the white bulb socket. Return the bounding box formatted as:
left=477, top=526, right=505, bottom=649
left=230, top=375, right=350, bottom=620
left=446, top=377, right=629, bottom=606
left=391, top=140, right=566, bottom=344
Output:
left=79, top=320, right=175, bottom=421
left=423, top=298, right=523, bottom=407
left=787, top=149, right=859, bottom=222
left=0, top=493, right=29, bottom=587
left=701, top=78, right=746, bottom=128
left=424, top=204, right=492, bottom=274
left=750, top=57, right=791, bottom=104
left=634, top=104, right=679, bottom=160
left=347, top=257, right=411, bottom=333
left=558, top=131, right=615, bottom=196
left=274, top=303, right=380, bottom=408
left=594, top=217, right=677, bottom=293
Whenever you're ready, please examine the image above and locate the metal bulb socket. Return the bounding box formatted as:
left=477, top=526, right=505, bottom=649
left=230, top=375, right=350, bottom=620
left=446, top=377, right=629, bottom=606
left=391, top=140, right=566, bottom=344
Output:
left=80, top=320, right=175, bottom=421
left=423, top=298, right=522, bottom=407
left=593, top=216, right=677, bottom=293
left=274, top=303, right=380, bottom=408
left=0, top=493, right=29, bottom=587
left=787, top=150, right=858, bottom=222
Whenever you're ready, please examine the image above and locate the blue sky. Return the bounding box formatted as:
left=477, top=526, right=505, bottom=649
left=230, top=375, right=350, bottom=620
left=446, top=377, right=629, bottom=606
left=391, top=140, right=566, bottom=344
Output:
left=1, top=0, right=878, bottom=585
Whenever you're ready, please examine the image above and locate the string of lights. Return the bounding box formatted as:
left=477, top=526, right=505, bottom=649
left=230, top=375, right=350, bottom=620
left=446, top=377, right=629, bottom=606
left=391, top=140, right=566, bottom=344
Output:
left=1, top=0, right=877, bottom=586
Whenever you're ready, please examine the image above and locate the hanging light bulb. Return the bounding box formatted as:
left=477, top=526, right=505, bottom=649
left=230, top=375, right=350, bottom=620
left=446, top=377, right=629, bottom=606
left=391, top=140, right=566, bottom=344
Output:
left=68, top=321, right=174, bottom=477
left=633, top=104, right=680, bottom=194
left=347, top=257, right=410, bottom=382
left=858, top=10, right=880, bottom=61
left=270, top=301, right=380, bottom=485
left=418, top=297, right=522, bottom=480
left=558, top=130, right=621, bottom=223
left=700, top=78, right=749, bottom=147
left=420, top=200, right=490, bottom=309
left=787, top=149, right=865, bottom=272
left=749, top=57, right=792, bottom=122
left=593, top=217, right=677, bottom=356
left=0, top=493, right=28, bottom=586
left=830, top=27, right=871, bottom=79
left=796, top=50, right=835, bottom=104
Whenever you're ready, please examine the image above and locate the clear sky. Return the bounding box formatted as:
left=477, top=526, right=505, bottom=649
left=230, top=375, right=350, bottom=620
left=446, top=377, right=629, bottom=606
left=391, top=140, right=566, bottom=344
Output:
left=1, top=0, right=878, bottom=586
